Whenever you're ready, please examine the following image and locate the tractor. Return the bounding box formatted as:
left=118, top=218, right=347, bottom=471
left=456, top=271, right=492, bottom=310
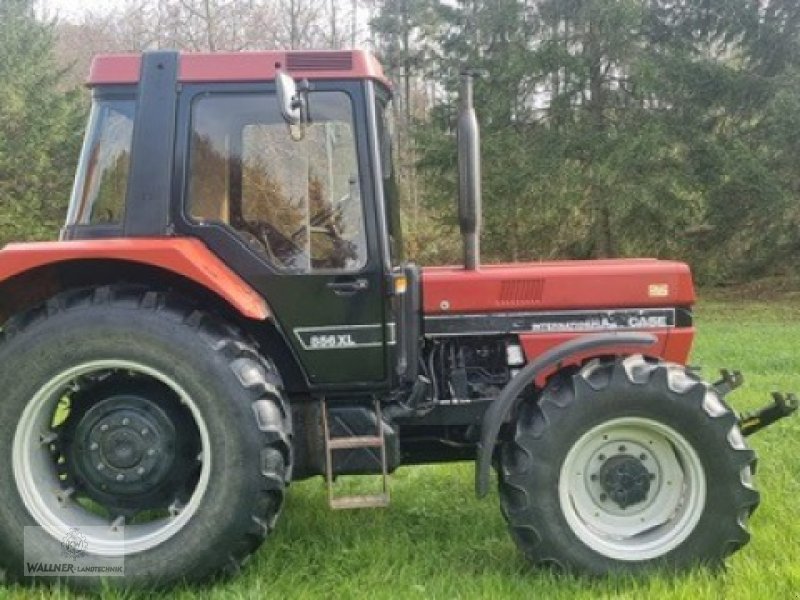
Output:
left=0, top=49, right=795, bottom=587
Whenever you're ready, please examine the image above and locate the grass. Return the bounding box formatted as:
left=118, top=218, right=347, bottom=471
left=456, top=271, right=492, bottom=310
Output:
left=3, top=295, right=800, bottom=600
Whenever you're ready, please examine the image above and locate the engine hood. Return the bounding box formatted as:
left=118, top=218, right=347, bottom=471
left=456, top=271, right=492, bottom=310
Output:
left=421, top=258, right=695, bottom=315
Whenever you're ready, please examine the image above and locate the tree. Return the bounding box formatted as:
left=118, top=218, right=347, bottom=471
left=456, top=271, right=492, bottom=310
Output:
left=0, top=0, right=85, bottom=245
left=400, top=0, right=800, bottom=283
left=5, top=0, right=800, bottom=284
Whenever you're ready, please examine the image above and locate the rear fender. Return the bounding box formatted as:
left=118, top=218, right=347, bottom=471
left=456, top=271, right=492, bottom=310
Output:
left=0, top=238, right=269, bottom=320
left=475, top=332, right=657, bottom=497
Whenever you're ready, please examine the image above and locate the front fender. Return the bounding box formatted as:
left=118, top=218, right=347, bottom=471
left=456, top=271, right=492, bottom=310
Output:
left=475, top=332, right=657, bottom=497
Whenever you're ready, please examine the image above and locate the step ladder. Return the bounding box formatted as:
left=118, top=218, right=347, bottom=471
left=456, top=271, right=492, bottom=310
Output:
left=322, top=398, right=390, bottom=509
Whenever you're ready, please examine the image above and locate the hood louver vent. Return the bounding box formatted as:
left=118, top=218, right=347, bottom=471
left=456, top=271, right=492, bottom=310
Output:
left=498, top=279, right=545, bottom=306
left=286, top=52, right=353, bottom=72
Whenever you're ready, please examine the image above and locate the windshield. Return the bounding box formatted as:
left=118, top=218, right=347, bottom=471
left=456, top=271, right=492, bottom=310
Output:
left=375, top=90, right=403, bottom=265
left=187, top=91, right=367, bottom=273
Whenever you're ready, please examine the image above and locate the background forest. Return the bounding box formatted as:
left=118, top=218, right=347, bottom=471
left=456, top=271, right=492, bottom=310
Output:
left=2, top=0, right=800, bottom=284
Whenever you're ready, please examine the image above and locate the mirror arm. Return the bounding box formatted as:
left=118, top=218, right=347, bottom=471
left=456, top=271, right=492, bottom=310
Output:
left=297, top=79, right=312, bottom=123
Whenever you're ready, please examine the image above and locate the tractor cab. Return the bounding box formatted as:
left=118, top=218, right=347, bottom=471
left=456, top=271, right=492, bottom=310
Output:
left=63, top=50, right=414, bottom=391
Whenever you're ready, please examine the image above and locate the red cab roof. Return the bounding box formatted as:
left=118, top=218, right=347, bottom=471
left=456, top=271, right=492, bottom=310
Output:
left=88, top=49, right=391, bottom=88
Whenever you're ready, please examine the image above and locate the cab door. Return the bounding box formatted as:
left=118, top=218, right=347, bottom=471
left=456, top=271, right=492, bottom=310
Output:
left=177, top=81, right=390, bottom=387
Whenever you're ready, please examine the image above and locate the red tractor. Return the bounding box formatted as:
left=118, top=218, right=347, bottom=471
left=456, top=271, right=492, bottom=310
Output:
left=0, top=50, right=794, bottom=587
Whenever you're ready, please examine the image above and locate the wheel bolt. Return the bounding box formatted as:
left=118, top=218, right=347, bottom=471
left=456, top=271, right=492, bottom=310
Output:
left=590, top=474, right=598, bottom=481
left=90, top=442, right=99, bottom=451
left=116, top=474, right=124, bottom=482
left=141, top=428, right=149, bottom=436
left=640, top=454, right=647, bottom=461
left=598, top=454, right=606, bottom=461
left=97, top=463, right=105, bottom=471
left=618, top=445, right=626, bottom=453
left=100, top=424, right=109, bottom=432
left=147, top=448, right=156, bottom=456
left=599, top=493, right=607, bottom=502
left=650, top=473, right=656, bottom=480
left=122, top=418, right=130, bottom=426
left=137, top=467, right=145, bottom=475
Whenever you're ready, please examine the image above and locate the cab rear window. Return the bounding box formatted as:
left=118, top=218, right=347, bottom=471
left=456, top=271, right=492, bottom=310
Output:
left=67, top=99, right=135, bottom=226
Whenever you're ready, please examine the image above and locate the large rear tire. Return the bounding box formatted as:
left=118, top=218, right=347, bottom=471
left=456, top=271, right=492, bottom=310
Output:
left=0, top=286, right=292, bottom=588
left=499, top=355, right=759, bottom=574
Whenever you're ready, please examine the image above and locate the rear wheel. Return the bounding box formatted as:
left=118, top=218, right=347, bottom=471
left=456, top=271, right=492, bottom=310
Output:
left=499, top=355, right=759, bottom=574
left=0, top=287, right=292, bottom=587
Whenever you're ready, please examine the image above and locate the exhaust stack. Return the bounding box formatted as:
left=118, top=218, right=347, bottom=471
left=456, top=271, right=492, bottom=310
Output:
left=457, top=70, right=482, bottom=271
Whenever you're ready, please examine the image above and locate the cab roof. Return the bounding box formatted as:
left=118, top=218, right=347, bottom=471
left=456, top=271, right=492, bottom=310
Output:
left=88, top=49, right=391, bottom=89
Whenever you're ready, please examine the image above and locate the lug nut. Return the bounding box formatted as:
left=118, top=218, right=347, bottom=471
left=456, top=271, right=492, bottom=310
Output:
left=590, top=474, right=598, bottom=481
left=147, top=448, right=156, bottom=456
left=122, top=418, right=130, bottom=426
left=599, top=493, right=607, bottom=502
left=141, top=428, right=149, bottom=436
left=640, top=454, right=647, bottom=461
left=100, top=424, right=109, bottom=432
left=116, top=474, right=124, bottom=482
left=618, top=445, right=626, bottom=453
left=97, top=463, right=105, bottom=471
left=598, top=454, right=606, bottom=461
left=137, top=467, right=145, bottom=475
left=90, top=442, right=99, bottom=451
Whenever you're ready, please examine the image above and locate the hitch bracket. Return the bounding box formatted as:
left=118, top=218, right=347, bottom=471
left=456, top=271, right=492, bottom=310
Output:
left=738, top=392, right=798, bottom=437
left=714, top=369, right=744, bottom=397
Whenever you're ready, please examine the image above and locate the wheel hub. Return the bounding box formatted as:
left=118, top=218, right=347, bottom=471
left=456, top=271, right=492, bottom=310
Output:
left=599, top=454, right=652, bottom=509
left=69, top=393, right=179, bottom=507
left=559, top=416, right=705, bottom=561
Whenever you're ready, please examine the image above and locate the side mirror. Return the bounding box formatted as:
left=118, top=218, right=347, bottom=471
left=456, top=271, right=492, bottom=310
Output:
left=276, top=70, right=302, bottom=125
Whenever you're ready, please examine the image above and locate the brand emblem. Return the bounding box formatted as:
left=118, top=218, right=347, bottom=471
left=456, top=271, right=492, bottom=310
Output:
left=648, top=284, right=669, bottom=298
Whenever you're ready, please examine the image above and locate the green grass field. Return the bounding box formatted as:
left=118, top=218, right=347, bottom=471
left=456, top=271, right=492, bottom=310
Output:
left=3, top=296, right=800, bottom=600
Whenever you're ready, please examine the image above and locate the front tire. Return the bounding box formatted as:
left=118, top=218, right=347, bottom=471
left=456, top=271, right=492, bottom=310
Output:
left=499, top=355, right=759, bottom=574
left=0, top=287, right=292, bottom=587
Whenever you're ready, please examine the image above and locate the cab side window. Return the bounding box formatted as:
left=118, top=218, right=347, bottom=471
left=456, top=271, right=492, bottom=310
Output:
left=187, top=91, right=367, bottom=272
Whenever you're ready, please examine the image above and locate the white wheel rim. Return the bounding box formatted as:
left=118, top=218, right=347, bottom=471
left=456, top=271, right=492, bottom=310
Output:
left=558, top=417, right=706, bottom=561
left=12, top=360, right=212, bottom=557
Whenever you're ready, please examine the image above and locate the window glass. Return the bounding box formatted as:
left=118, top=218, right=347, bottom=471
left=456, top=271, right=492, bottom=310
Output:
left=188, top=91, right=367, bottom=272
left=69, top=99, right=134, bottom=225
left=376, top=93, right=403, bottom=263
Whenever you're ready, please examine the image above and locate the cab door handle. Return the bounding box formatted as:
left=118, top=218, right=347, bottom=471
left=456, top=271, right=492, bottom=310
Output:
left=326, top=278, right=369, bottom=295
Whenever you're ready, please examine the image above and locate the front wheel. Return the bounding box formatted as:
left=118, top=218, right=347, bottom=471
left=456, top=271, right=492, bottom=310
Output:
left=0, top=287, right=292, bottom=588
left=499, top=355, right=759, bottom=574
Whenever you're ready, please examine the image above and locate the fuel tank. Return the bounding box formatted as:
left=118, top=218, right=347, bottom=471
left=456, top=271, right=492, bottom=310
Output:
left=421, top=258, right=696, bottom=366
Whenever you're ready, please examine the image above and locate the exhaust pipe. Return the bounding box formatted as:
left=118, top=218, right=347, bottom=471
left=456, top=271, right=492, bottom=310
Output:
left=457, top=70, right=482, bottom=270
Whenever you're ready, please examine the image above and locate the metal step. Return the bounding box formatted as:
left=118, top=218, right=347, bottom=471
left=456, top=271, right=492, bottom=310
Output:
left=329, top=494, right=390, bottom=510
left=328, top=435, right=384, bottom=450
left=322, top=397, right=390, bottom=510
